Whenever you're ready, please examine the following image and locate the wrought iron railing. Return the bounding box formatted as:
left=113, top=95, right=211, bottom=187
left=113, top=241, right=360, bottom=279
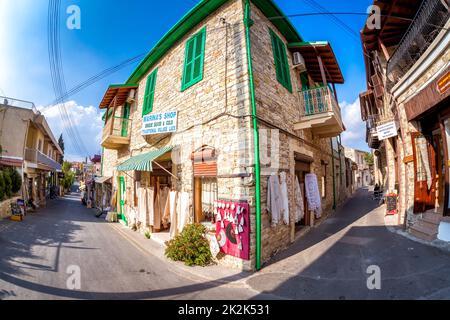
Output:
left=387, top=0, right=449, bottom=84
left=298, top=86, right=342, bottom=119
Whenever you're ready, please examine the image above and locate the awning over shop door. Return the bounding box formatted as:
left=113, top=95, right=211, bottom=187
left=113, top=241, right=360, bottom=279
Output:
left=116, top=146, right=175, bottom=172
left=94, top=176, right=112, bottom=184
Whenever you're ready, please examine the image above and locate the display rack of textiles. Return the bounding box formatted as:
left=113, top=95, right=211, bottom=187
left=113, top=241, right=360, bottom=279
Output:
left=213, top=199, right=250, bottom=260
left=135, top=172, right=190, bottom=238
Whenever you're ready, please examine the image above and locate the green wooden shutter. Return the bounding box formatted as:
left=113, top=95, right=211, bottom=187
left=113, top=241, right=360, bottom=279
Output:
left=181, top=27, right=206, bottom=91
left=142, top=68, right=158, bottom=116
left=270, top=29, right=292, bottom=93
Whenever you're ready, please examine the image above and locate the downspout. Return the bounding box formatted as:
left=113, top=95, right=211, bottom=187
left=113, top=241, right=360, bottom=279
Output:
left=244, top=0, right=262, bottom=271
left=101, top=147, right=104, bottom=177
left=331, top=139, right=336, bottom=210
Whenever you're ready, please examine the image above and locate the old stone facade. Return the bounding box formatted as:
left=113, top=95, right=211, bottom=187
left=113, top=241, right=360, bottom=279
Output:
left=360, top=0, right=450, bottom=239
left=101, top=0, right=349, bottom=270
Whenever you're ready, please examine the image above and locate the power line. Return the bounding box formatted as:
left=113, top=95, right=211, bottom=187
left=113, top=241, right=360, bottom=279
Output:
left=48, top=0, right=89, bottom=156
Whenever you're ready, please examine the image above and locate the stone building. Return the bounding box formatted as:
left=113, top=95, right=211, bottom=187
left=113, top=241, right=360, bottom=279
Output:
left=360, top=0, right=450, bottom=240
left=344, top=147, right=373, bottom=189
left=100, top=0, right=348, bottom=270
left=0, top=96, right=63, bottom=208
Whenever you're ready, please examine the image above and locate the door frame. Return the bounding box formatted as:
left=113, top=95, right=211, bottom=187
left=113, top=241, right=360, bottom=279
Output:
left=118, top=176, right=128, bottom=225
left=411, top=132, right=437, bottom=213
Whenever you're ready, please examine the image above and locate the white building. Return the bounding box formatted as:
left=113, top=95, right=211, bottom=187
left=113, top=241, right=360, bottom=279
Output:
left=344, top=147, right=373, bottom=188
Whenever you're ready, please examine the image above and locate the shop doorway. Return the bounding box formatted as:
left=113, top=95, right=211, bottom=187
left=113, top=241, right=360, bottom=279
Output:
left=411, top=131, right=445, bottom=214
left=295, top=159, right=311, bottom=232
left=118, top=176, right=127, bottom=225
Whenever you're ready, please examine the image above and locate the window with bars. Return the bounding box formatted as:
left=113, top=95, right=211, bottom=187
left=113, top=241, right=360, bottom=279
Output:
left=142, top=68, right=158, bottom=116
left=269, top=29, right=292, bottom=93
left=181, top=27, right=206, bottom=91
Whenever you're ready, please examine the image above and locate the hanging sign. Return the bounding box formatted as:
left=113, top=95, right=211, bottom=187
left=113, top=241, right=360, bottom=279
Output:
left=437, top=70, right=450, bottom=94
left=376, top=121, right=398, bottom=140
left=142, top=111, right=178, bottom=136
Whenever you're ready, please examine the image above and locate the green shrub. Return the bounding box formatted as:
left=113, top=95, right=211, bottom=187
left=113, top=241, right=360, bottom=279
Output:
left=6, top=168, right=21, bottom=194
left=2, top=170, right=12, bottom=198
left=144, top=230, right=151, bottom=239
left=0, top=172, right=5, bottom=201
left=165, top=224, right=212, bottom=267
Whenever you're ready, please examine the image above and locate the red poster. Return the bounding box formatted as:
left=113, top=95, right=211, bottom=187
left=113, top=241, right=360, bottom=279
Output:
left=215, top=201, right=250, bottom=260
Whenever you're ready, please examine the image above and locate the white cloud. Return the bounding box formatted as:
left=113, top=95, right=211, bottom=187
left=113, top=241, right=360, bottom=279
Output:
left=340, top=98, right=369, bottom=151
left=37, top=101, right=104, bottom=161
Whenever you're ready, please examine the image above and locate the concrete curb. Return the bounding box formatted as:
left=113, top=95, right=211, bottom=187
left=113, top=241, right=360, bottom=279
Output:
left=383, top=209, right=450, bottom=254
left=108, top=222, right=256, bottom=288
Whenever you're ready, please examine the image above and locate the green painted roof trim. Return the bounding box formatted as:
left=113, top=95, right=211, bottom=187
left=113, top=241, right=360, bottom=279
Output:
left=125, top=0, right=302, bottom=85
left=288, top=41, right=329, bottom=47
left=108, top=83, right=139, bottom=89
left=116, top=146, right=175, bottom=172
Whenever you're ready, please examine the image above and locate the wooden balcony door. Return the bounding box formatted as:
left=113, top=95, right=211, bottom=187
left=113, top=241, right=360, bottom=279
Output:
left=121, top=103, right=130, bottom=137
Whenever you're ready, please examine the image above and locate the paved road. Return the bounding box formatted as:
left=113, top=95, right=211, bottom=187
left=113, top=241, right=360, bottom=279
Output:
left=248, top=189, right=450, bottom=299
left=0, top=194, right=259, bottom=300
left=1, top=189, right=450, bottom=300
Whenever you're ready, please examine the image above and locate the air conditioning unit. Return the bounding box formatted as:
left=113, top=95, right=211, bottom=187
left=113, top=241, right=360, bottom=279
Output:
left=126, top=89, right=136, bottom=104
left=293, top=52, right=306, bottom=71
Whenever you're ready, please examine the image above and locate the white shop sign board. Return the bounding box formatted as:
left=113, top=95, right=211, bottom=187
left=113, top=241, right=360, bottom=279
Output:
left=142, top=111, right=178, bottom=136
left=376, top=121, right=398, bottom=140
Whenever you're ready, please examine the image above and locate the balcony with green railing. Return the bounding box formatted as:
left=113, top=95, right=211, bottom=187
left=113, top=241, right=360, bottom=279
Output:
left=294, top=86, right=344, bottom=138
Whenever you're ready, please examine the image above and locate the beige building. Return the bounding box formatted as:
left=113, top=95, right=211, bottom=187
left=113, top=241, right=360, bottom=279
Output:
left=0, top=97, right=63, bottom=207
left=360, top=0, right=450, bottom=240
left=344, top=147, right=373, bottom=189
left=100, top=0, right=349, bottom=270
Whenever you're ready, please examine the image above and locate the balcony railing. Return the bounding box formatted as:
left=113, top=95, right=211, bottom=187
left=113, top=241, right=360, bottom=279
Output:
left=295, top=86, right=344, bottom=138
left=101, top=116, right=131, bottom=149
left=25, top=148, right=62, bottom=171
left=299, top=86, right=341, bottom=118
left=387, top=0, right=449, bottom=84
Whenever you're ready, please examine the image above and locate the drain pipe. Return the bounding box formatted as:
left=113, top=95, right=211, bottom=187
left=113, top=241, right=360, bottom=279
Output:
left=244, top=0, right=262, bottom=271
left=331, top=139, right=336, bottom=210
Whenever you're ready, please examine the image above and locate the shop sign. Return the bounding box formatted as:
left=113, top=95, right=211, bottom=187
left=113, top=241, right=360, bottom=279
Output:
left=142, top=111, right=178, bottom=136
left=376, top=121, right=398, bottom=140
left=437, top=70, right=450, bottom=94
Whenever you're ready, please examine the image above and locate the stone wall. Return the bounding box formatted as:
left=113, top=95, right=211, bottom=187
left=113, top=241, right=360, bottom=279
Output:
left=102, top=0, right=254, bottom=270
left=248, top=3, right=345, bottom=264
left=0, top=196, right=21, bottom=219
left=102, top=0, right=348, bottom=270
left=391, top=35, right=450, bottom=227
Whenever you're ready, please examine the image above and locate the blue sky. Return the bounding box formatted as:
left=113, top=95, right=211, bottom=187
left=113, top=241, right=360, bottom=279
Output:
left=0, top=0, right=371, bottom=160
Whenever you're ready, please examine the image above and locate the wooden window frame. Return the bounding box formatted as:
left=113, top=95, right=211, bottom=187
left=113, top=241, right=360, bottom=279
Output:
left=142, top=68, right=158, bottom=116
left=181, top=27, right=206, bottom=92
left=269, top=29, right=292, bottom=93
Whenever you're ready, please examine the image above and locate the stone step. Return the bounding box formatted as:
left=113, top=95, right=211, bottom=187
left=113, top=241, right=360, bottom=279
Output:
left=409, top=223, right=438, bottom=242
left=422, top=212, right=442, bottom=224
left=419, top=217, right=440, bottom=230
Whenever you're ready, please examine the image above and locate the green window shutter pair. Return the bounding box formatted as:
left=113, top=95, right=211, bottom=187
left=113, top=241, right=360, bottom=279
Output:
left=181, top=27, right=206, bottom=91
left=269, top=29, right=292, bottom=93
left=142, top=68, right=158, bottom=116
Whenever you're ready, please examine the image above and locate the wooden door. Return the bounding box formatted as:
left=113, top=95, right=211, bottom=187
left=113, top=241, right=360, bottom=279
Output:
left=433, top=133, right=445, bottom=211
left=411, top=133, right=437, bottom=213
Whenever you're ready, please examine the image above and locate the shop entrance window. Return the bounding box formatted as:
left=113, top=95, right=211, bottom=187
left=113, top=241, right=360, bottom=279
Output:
left=194, top=177, right=218, bottom=223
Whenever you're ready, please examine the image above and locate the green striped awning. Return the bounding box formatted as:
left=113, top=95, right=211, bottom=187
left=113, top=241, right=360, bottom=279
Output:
left=116, top=146, right=175, bottom=172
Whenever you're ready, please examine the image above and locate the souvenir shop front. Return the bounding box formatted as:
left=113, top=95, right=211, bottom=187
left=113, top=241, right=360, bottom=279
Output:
left=114, top=144, right=252, bottom=265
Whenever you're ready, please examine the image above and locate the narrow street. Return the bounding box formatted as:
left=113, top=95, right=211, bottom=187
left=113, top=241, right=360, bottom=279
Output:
left=0, top=193, right=259, bottom=300
left=1, top=189, right=450, bottom=300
